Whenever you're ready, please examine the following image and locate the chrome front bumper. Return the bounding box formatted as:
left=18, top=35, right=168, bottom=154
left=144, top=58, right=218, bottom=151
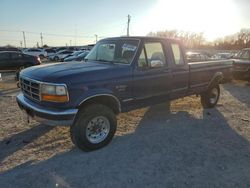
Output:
left=16, top=93, right=78, bottom=126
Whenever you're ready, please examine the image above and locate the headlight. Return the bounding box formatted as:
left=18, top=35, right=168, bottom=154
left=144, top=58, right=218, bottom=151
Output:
left=41, top=84, right=69, bottom=102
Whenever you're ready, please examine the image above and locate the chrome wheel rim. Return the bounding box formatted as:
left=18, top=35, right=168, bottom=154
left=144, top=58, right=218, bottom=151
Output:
left=209, top=88, right=219, bottom=104
left=86, top=116, right=110, bottom=144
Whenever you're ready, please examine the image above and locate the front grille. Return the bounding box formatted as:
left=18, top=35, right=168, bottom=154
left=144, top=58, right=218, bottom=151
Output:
left=20, top=77, right=41, bottom=101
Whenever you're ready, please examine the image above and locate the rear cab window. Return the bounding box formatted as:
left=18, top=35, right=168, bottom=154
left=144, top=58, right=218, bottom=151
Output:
left=171, top=43, right=185, bottom=65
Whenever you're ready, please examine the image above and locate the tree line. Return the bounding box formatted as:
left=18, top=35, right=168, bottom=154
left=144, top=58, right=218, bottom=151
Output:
left=148, top=29, right=250, bottom=50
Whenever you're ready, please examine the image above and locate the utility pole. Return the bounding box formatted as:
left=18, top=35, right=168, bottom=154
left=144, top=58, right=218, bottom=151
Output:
left=22, top=31, right=26, bottom=48
left=75, top=24, right=77, bottom=47
left=95, top=34, right=98, bottom=43
left=40, top=33, right=43, bottom=47
left=127, top=14, right=131, bottom=36
left=20, top=41, right=22, bottom=48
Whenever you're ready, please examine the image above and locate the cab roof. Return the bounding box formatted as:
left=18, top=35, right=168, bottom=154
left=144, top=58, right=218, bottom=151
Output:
left=100, top=36, right=181, bottom=43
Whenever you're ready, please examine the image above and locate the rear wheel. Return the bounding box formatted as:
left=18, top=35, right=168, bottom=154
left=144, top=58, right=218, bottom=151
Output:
left=70, top=104, right=117, bottom=151
left=201, top=85, right=220, bottom=108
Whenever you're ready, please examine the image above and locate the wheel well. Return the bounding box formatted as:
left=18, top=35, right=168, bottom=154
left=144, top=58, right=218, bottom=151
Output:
left=78, top=95, right=120, bottom=114
left=208, top=73, right=224, bottom=89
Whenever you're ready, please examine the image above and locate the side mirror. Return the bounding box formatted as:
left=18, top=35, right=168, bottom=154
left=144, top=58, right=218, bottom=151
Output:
left=150, top=60, right=164, bottom=68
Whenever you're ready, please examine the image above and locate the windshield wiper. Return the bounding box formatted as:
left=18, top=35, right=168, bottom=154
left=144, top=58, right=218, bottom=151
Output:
left=84, top=58, right=116, bottom=64
left=94, top=59, right=115, bottom=64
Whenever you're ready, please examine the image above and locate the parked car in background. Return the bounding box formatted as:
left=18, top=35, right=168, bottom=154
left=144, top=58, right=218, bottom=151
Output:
left=212, top=53, right=233, bottom=60
left=0, top=47, right=21, bottom=52
left=48, top=50, right=73, bottom=61
left=232, top=48, right=250, bottom=81
left=23, top=48, right=47, bottom=58
left=55, top=47, right=67, bottom=52
left=64, top=51, right=89, bottom=62
left=186, top=52, right=209, bottom=62
left=0, top=51, right=41, bottom=80
left=44, top=48, right=56, bottom=57
left=0, top=51, right=41, bottom=71
left=61, top=50, right=83, bottom=61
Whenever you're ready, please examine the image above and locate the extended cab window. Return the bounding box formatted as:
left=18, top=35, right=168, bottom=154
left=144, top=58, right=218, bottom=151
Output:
left=171, top=43, right=184, bottom=65
left=138, top=42, right=166, bottom=68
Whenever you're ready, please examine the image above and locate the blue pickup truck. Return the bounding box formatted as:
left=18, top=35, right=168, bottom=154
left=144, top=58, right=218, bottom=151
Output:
left=17, top=37, right=232, bottom=151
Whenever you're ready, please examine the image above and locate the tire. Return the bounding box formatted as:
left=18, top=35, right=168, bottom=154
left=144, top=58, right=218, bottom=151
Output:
left=54, top=56, right=59, bottom=61
left=201, top=84, right=220, bottom=108
left=15, top=66, right=25, bottom=81
left=39, top=54, right=45, bottom=59
left=70, top=104, right=117, bottom=151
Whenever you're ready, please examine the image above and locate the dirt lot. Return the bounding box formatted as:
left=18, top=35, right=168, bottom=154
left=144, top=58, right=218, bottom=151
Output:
left=0, top=72, right=250, bottom=188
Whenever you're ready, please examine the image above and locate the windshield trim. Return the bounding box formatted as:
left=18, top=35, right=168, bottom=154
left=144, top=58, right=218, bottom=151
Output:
left=86, top=38, right=141, bottom=66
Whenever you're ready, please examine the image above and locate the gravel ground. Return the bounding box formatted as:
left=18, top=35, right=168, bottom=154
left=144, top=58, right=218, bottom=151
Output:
left=0, top=72, right=249, bottom=188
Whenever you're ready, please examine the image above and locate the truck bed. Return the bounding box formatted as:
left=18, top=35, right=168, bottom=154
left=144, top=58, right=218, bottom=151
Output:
left=188, top=60, right=233, bottom=94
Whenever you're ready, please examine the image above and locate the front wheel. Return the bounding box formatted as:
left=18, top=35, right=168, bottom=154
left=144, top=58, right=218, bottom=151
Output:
left=70, top=104, right=117, bottom=151
left=39, top=54, right=45, bottom=59
left=54, top=56, right=59, bottom=61
left=201, top=85, right=220, bottom=108
left=15, top=66, right=25, bottom=81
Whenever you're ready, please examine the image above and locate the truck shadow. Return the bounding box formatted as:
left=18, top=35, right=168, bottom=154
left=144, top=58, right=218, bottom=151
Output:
left=1, top=102, right=250, bottom=187
left=0, top=88, right=20, bottom=97
left=223, top=81, right=250, bottom=107
left=0, top=125, right=54, bottom=164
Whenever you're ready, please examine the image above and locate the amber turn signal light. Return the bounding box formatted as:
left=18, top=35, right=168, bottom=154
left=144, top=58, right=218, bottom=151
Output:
left=41, top=94, right=68, bottom=102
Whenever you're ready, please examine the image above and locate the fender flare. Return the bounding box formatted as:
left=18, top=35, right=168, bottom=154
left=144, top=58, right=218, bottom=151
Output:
left=208, top=72, right=224, bottom=89
left=78, top=93, right=121, bottom=113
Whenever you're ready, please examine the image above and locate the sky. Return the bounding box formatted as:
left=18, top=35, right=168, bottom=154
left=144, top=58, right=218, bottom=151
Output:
left=0, top=0, right=250, bottom=47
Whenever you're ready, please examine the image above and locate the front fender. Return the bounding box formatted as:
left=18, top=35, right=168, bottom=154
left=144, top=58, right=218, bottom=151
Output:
left=75, top=88, right=121, bottom=110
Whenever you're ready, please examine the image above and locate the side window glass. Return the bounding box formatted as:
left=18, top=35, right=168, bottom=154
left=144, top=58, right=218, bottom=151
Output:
left=171, top=43, right=184, bottom=65
left=138, top=48, right=147, bottom=68
left=0, top=53, right=10, bottom=60
left=138, top=42, right=166, bottom=69
left=145, top=42, right=166, bottom=68
left=11, top=53, right=22, bottom=59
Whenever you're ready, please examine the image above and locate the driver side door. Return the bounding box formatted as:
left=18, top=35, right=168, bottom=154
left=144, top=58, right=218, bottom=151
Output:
left=131, top=41, right=172, bottom=108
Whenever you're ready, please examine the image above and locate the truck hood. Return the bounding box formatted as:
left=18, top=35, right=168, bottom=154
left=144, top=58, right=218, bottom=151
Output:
left=20, top=61, right=117, bottom=83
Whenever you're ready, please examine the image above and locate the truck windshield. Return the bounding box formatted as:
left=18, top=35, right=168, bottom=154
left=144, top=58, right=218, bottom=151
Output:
left=85, top=39, right=139, bottom=64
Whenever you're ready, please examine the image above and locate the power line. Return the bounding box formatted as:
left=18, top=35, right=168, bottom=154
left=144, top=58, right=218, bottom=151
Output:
left=0, top=29, right=95, bottom=38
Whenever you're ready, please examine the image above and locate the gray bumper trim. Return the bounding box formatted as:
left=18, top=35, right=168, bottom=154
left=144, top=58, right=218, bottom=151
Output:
left=16, top=93, right=78, bottom=126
